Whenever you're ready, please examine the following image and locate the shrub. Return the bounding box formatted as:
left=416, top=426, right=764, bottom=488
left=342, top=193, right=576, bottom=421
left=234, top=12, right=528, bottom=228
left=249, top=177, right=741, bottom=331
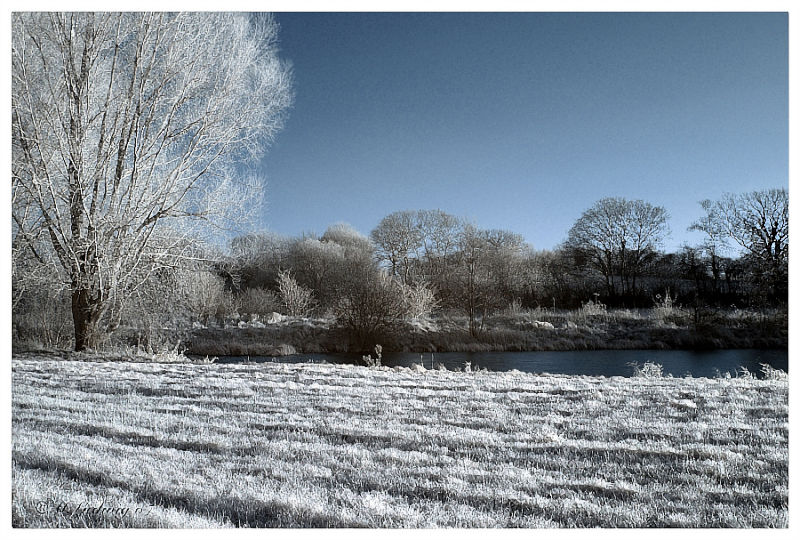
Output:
left=581, top=298, right=607, bottom=316
left=651, top=290, right=677, bottom=320
left=402, top=280, right=440, bottom=320
left=334, top=269, right=407, bottom=351
left=629, top=361, right=664, bottom=378
left=760, top=363, right=787, bottom=380
left=215, top=289, right=241, bottom=323
left=277, top=270, right=316, bottom=317
left=151, top=345, right=191, bottom=363
left=180, top=269, right=228, bottom=325
left=239, top=287, right=281, bottom=319
left=361, top=344, right=383, bottom=367
left=572, top=298, right=607, bottom=324
left=504, top=299, right=524, bottom=316
left=13, top=284, right=73, bottom=350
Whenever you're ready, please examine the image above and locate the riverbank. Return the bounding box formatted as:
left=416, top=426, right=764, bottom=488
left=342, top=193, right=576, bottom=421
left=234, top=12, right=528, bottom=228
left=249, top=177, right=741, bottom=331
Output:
left=12, top=355, right=787, bottom=527
left=184, top=308, right=788, bottom=356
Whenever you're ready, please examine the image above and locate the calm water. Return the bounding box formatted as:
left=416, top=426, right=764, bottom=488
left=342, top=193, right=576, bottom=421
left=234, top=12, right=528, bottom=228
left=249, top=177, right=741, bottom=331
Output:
left=210, top=349, right=788, bottom=378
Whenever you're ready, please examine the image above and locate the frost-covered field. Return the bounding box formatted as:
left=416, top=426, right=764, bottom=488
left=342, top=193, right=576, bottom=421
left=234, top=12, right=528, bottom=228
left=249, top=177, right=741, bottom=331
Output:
left=12, top=355, right=788, bottom=528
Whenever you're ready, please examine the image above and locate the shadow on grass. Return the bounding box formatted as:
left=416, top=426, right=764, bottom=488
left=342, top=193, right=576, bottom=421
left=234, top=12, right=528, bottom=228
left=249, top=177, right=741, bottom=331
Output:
left=13, top=453, right=364, bottom=527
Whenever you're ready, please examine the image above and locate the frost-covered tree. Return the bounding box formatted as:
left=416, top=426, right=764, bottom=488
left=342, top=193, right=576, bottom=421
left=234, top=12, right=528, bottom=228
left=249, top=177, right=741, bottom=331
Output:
left=370, top=210, right=423, bottom=283
left=715, top=188, right=788, bottom=301
left=414, top=209, right=464, bottom=290
left=453, top=225, right=528, bottom=335
left=689, top=199, right=730, bottom=298
left=12, top=12, right=293, bottom=349
left=321, top=222, right=374, bottom=256
left=566, top=198, right=669, bottom=300
left=286, top=225, right=373, bottom=310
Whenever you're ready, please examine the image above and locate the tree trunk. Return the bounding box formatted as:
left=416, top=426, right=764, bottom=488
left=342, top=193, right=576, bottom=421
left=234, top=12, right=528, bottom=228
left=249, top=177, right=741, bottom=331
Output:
left=71, top=287, right=102, bottom=351
left=710, top=253, right=720, bottom=300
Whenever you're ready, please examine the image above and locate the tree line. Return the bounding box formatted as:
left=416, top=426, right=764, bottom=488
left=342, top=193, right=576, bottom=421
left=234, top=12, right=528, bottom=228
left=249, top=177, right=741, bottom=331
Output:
left=12, top=185, right=788, bottom=352
left=194, top=189, right=783, bottom=349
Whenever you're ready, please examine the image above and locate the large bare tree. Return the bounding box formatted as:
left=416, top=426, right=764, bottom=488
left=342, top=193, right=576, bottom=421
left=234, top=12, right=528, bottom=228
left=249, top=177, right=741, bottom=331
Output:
left=370, top=210, right=422, bottom=283
left=689, top=199, right=730, bottom=298
left=566, top=197, right=669, bottom=300
left=12, top=12, right=293, bottom=349
left=715, top=188, right=788, bottom=301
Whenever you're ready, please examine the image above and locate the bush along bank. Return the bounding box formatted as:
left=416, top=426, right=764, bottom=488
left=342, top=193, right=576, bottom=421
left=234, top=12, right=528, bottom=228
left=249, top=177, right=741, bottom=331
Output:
left=183, top=308, right=788, bottom=356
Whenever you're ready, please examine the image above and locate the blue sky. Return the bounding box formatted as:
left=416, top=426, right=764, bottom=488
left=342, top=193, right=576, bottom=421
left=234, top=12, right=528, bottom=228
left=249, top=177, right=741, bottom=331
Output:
left=255, top=12, right=787, bottom=252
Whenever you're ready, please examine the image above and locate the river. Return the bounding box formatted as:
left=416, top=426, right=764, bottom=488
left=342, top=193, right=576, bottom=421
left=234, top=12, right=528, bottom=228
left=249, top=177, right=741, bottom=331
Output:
left=207, top=349, right=788, bottom=378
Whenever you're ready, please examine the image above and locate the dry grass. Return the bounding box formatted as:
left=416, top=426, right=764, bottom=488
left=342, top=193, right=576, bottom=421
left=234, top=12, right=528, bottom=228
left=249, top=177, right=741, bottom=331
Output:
left=12, top=355, right=787, bottom=528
